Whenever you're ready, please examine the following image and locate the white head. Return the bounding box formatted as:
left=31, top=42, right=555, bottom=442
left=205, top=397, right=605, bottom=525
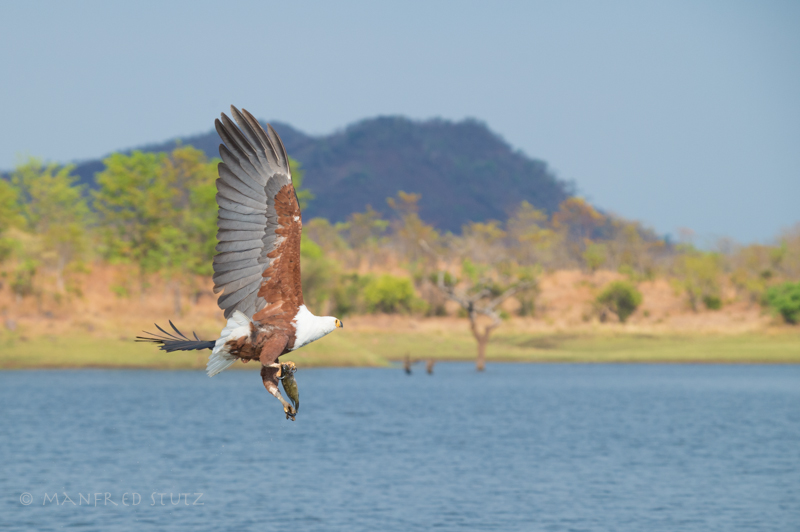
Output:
left=317, top=316, right=344, bottom=335
left=292, top=305, right=343, bottom=350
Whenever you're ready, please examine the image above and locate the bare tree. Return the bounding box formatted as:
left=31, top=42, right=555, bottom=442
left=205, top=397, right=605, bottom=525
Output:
left=420, top=239, right=535, bottom=371
left=435, top=272, right=533, bottom=371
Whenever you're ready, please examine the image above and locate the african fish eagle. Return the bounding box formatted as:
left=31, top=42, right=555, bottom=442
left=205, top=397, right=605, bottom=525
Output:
left=138, top=106, right=343, bottom=420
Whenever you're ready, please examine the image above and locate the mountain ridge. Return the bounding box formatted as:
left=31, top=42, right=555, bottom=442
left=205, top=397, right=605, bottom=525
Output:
left=68, top=116, right=573, bottom=232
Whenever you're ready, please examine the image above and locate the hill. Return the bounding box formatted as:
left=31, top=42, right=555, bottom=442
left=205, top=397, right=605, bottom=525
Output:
left=70, top=116, right=572, bottom=232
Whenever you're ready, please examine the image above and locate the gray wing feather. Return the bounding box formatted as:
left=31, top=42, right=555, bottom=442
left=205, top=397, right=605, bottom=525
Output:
left=218, top=146, right=265, bottom=188
left=212, top=257, right=261, bottom=273
left=217, top=166, right=267, bottom=201
left=213, top=265, right=263, bottom=286
left=215, top=239, right=263, bottom=254
left=217, top=230, right=267, bottom=242
left=216, top=195, right=263, bottom=215
left=212, top=271, right=264, bottom=296
left=267, top=125, right=290, bottom=170
left=218, top=156, right=265, bottom=193
left=214, top=248, right=262, bottom=263
left=211, top=105, right=297, bottom=319
left=216, top=181, right=267, bottom=210
left=217, top=279, right=262, bottom=309
left=220, top=114, right=260, bottom=163
left=215, top=120, right=262, bottom=180
left=238, top=108, right=281, bottom=166
left=217, top=218, right=265, bottom=231
left=217, top=210, right=267, bottom=224
left=230, top=108, right=275, bottom=172
left=237, top=291, right=260, bottom=319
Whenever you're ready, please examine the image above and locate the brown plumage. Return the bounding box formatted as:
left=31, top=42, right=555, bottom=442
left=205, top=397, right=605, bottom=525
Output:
left=138, top=106, right=343, bottom=420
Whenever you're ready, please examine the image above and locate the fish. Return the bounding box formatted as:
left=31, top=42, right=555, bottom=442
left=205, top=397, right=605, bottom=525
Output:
left=280, top=362, right=299, bottom=419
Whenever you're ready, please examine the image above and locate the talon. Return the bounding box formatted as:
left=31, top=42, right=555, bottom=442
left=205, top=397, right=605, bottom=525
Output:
left=280, top=361, right=297, bottom=377
left=284, top=404, right=296, bottom=421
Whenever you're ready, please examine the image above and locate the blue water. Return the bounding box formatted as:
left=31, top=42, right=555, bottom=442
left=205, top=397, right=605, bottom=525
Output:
left=1, top=364, right=798, bottom=531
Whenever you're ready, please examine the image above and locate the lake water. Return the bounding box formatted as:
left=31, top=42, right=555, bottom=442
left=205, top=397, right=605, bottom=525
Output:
left=1, top=364, right=798, bottom=531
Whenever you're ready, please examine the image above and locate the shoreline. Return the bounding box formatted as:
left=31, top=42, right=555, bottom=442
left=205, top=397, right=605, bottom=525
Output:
left=2, top=360, right=799, bottom=371
left=3, top=328, right=798, bottom=370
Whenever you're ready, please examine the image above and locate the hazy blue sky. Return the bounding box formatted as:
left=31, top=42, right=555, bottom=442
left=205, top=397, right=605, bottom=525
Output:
left=2, top=0, right=798, bottom=243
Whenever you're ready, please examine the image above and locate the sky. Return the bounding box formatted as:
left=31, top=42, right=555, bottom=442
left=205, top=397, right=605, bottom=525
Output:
left=1, top=0, right=798, bottom=244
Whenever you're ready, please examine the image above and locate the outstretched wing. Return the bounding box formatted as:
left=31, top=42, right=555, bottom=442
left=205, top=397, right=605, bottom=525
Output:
left=212, top=106, right=304, bottom=323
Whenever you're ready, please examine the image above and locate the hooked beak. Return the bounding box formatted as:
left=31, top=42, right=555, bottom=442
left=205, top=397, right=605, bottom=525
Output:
left=336, top=319, right=344, bottom=328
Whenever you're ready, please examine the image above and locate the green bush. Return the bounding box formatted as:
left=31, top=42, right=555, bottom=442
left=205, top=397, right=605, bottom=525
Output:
left=329, top=273, right=370, bottom=317
left=597, top=281, right=643, bottom=323
left=363, top=274, right=417, bottom=314
left=11, top=259, right=37, bottom=298
left=703, top=294, right=722, bottom=310
left=763, top=282, right=800, bottom=324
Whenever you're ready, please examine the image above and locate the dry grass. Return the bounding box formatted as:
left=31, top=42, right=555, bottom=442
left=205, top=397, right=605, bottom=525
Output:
left=1, top=265, right=798, bottom=369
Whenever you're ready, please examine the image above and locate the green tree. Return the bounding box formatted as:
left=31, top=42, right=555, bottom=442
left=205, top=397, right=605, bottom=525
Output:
left=0, top=178, right=21, bottom=232
left=304, top=218, right=348, bottom=256
left=345, top=205, right=389, bottom=249
left=506, top=201, right=558, bottom=266
left=387, top=191, right=438, bottom=262
left=583, top=242, right=608, bottom=272
left=596, top=281, right=642, bottom=323
left=0, top=179, right=22, bottom=265
left=605, top=218, right=662, bottom=278
left=159, top=145, right=218, bottom=277
left=300, top=234, right=336, bottom=312
left=552, top=197, right=605, bottom=265
left=11, top=158, right=91, bottom=293
left=674, top=250, right=723, bottom=311
left=94, top=146, right=218, bottom=313
left=94, top=150, right=169, bottom=270
left=460, top=220, right=507, bottom=264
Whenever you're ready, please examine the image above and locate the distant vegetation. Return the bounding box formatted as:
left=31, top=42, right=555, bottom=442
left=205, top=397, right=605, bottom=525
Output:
left=1, top=141, right=799, bottom=332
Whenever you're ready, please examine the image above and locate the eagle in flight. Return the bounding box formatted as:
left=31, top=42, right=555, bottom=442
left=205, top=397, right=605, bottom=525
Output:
left=138, top=106, right=343, bottom=420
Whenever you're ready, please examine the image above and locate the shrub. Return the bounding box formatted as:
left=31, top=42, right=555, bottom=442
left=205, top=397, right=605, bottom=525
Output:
left=703, top=294, right=722, bottom=310
left=329, top=273, right=370, bottom=317
left=363, top=274, right=417, bottom=314
left=596, top=281, right=643, bottom=323
left=763, top=282, right=800, bottom=324
left=11, top=260, right=37, bottom=298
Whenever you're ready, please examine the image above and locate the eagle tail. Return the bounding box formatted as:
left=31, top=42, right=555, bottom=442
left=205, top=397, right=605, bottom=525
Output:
left=206, top=311, right=252, bottom=377
left=136, top=321, right=215, bottom=352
